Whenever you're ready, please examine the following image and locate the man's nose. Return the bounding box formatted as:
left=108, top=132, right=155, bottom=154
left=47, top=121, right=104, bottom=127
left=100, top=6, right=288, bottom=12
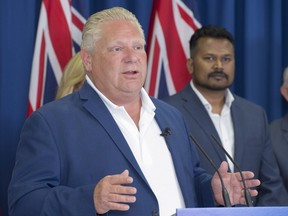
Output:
left=213, top=59, right=223, bottom=70
left=124, top=48, right=139, bottom=63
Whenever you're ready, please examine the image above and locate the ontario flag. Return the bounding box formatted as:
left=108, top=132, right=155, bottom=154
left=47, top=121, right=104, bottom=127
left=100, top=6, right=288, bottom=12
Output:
left=145, top=0, right=201, bottom=98
left=27, top=0, right=86, bottom=117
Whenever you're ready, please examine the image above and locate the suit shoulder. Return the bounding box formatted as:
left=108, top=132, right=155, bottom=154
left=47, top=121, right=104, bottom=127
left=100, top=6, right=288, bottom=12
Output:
left=269, top=117, right=283, bottom=131
left=162, top=92, right=182, bottom=102
left=161, top=92, right=185, bottom=111
left=32, top=92, right=81, bottom=117
left=233, top=95, right=266, bottom=112
left=151, top=97, right=183, bottom=117
left=270, top=118, right=282, bottom=126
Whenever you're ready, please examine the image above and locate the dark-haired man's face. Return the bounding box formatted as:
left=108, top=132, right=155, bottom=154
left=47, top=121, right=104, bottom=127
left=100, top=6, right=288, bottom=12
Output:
left=187, top=37, right=234, bottom=92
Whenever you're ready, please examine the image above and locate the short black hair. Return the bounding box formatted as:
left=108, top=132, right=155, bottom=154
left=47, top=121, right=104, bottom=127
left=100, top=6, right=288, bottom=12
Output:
left=189, top=25, right=234, bottom=57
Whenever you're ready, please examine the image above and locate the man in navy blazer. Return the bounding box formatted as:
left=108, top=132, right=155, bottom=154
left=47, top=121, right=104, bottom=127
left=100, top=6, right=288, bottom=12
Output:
left=8, top=9, right=260, bottom=216
left=270, top=67, right=288, bottom=194
left=164, top=25, right=287, bottom=206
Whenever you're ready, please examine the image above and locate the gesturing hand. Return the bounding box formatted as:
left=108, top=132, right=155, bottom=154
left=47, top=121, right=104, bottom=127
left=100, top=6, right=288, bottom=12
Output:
left=94, top=170, right=137, bottom=214
left=212, top=161, right=261, bottom=206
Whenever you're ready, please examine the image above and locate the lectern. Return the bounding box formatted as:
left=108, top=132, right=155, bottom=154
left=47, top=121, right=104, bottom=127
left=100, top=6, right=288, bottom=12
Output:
left=177, top=206, right=288, bottom=216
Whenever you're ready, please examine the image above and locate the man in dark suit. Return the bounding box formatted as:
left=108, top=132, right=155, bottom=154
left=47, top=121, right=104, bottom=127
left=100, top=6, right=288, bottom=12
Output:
left=270, top=67, right=288, bottom=193
left=163, top=25, right=287, bottom=206
left=8, top=9, right=260, bottom=216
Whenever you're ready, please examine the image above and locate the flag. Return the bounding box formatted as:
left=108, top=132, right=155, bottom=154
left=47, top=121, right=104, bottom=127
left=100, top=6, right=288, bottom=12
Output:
left=27, top=0, right=86, bottom=117
left=145, top=0, right=201, bottom=98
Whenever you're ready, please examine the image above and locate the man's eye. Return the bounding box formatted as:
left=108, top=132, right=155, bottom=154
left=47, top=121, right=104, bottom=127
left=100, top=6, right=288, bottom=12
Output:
left=204, top=56, right=215, bottom=61
left=135, top=45, right=144, bottom=50
left=112, top=47, right=122, bottom=52
left=222, top=57, right=231, bottom=63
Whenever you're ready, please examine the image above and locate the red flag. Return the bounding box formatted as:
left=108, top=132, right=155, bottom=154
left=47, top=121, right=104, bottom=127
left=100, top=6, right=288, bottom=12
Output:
left=27, top=0, right=85, bottom=116
left=145, top=0, right=201, bottom=98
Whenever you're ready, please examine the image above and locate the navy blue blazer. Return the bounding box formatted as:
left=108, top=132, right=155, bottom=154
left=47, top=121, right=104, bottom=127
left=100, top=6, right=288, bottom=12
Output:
left=270, top=114, right=288, bottom=193
left=8, top=82, right=214, bottom=216
left=163, top=84, right=288, bottom=206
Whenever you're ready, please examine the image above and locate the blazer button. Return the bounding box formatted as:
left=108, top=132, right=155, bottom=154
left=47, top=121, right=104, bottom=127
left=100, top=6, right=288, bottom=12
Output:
left=152, top=209, right=159, bottom=216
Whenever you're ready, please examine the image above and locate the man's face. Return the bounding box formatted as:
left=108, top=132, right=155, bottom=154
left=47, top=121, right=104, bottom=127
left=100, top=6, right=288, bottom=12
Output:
left=83, top=20, right=147, bottom=104
left=188, top=37, right=235, bottom=92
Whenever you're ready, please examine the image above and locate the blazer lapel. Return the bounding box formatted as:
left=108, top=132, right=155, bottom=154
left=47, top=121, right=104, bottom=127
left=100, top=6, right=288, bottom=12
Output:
left=181, top=85, right=227, bottom=163
left=153, top=102, right=193, bottom=206
left=230, top=98, right=246, bottom=166
left=79, top=83, right=149, bottom=185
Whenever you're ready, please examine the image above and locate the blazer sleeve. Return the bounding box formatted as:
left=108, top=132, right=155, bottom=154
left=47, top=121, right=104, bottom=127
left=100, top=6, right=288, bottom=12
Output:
left=8, top=111, right=97, bottom=216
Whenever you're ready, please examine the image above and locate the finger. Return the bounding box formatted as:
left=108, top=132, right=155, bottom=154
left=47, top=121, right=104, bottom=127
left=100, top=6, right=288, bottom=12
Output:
left=235, top=177, right=260, bottom=188
left=243, top=179, right=261, bottom=189
left=235, top=188, right=256, bottom=206
left=217, top=161, right=229, bottom=175
left=246, top=188, right=258, bottom=197
left=233, top=171, right=255, bottom=183
left=107, top=193, right=137, bottom=203
left=104, top=201, right=132, bottom=212
left=110, top=184, right=137, bottom=195
left=96, top=200, right=131, bottom=213
left=108, top=170, right=134, bottom=185
left=120, top=169, right=129, bottom=177
left=96, top=191, right=136, bottom=213
left=240, top=171, right=255, bottom=179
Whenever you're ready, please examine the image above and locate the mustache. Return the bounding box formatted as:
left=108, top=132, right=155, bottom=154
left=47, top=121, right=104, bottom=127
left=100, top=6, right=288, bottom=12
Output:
left=208, top=71, right=229, bottom=79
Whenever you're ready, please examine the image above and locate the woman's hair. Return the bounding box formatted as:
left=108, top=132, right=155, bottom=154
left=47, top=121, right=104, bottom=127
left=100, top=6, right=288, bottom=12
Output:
left=283, top=67, right=288, bottom=89
left=55, top=52, right=85, bottom=99
left=81, top=7, right=145, bottom=53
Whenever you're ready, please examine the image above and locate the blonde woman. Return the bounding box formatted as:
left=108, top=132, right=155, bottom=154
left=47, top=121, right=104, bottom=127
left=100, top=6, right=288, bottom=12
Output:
left=55, top=52, right=85, bottom=99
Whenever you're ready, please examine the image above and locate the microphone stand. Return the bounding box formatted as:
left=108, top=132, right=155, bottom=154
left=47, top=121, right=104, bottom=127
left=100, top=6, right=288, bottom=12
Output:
left=211, top=134, right=253, bottom=207
left=189, top=134, right=232, bottom=207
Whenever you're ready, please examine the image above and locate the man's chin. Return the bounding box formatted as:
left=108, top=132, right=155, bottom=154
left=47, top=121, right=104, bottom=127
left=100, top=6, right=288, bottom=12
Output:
left=204, top=83, right=232, bottom=91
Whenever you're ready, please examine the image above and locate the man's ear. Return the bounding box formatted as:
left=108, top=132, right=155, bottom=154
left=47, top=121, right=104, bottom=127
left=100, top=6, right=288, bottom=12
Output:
left=80, top=50, right=92, bottom=72
left=280, top=85, right=288, bottom=101
left=186, top=58, right=194, bottom=75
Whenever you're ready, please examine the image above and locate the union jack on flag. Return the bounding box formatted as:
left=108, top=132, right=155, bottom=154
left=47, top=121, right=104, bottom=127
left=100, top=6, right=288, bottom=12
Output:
left=27, top=0, right=86, bottom=116
left=145, top=0, right=201, bottom=98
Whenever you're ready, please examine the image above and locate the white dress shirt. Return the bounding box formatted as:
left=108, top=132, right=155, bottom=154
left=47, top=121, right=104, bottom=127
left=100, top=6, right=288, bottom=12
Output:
left=191, top=81, right=235, bottom=172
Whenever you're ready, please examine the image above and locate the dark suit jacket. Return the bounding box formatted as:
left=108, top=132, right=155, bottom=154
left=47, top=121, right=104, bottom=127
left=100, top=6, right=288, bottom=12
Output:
left=163, top=83, right=288, bottom=206
left=8, top=82, right=214, bottom=216
left=270, top=114, right=288, bottom=193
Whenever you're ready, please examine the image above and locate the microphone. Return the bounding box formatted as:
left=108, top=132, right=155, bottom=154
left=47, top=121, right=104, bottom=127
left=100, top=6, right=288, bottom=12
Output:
left=211, top=134, right=253, bottom=207
left=160, top=127, right=171, bottom=137
left=189, top=134, right=232, bottom=207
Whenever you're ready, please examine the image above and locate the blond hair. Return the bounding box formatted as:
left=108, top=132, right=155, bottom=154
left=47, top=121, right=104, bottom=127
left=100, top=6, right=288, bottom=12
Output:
left=55, top=52, right=85, bottom=99
left=81, top=7, right=145, bottom=53
left=283, top=67, right=288, bottom=89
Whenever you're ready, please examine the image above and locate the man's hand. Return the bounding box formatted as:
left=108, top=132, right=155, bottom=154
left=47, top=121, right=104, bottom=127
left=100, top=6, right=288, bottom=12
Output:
left=212, top=161, right=261, bottom=206
left=93, top=170, right=137, bottom=214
